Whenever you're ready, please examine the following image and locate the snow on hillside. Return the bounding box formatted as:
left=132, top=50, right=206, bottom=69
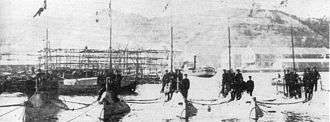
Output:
left=0, top=5, right=328, bottom=65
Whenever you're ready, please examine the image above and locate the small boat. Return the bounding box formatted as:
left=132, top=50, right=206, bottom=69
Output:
left=58, top=77, right=99, bottom=95
left=57, top=70, right=138, bottom=95
left=182, top=56, right=217, bottom=78
left=185, top=66, right=217, bottom=78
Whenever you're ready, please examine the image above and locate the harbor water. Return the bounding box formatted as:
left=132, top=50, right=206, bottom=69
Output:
left=0, top=72, right=329, bottom=122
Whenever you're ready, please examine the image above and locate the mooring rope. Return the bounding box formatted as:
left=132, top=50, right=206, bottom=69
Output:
left=126, top=101, right=160, bottom=104
left=189, top=99, right=218, bottom=102
left=256, top=100, right=306, bottom=105
left=66, top=104, right=100, bottom=122
left=189, top=100, right=230, bottom=106
left=63, top=100, right=98, bottom=111
left=124, top=96, right=162, bottom=102
left=0, top=106, right=22, bottom=118
left=61, top=99, right=91, bottom=106
left=0, top=103, right=25, bottom=108
left=65, top=100, right=97, bottom=111
left=260, top=99, right=277, bottom=102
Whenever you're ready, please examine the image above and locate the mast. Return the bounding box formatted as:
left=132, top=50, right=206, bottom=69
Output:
left=109, top=0, right=113, bottom=70
left=136, top=49, right=139, bottom=78
left=170, top=26, right=174, bottom=72
left=228, top=26, right=232, bottom=69
left=290, top=26, right=296, bottom=71
left=45, top=28, right=49, bottom=70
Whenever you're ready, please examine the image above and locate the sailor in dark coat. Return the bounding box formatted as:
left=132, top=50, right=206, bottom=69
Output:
left=177, top=70, right=183, bottom=82
left=179, top=74, right=190, bottom=100
left=160, top=70, right=170, bottom=93
left=221, top=69, right=228, bottom=97
left=234, top=69, right=244, bottom=100
left=229, top=69, right=236, bottom=101
left=303, top=68, right=313, bottom=101
left=246, top=76, right=254, bottom=96
left=311, top=67, right=320, bottom=91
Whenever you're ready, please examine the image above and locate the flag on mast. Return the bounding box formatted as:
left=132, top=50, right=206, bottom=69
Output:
left=33, top=0, right=47, bottom=18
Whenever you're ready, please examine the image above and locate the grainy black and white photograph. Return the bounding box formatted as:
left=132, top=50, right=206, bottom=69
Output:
left=0, top=0, right=329, bottom=121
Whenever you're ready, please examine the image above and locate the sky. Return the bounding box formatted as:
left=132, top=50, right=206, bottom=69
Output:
left=0, top=0, right=329, bottom=55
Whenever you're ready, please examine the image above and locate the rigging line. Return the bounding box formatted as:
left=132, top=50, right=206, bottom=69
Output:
left=0, top=106, right=22, bottom=118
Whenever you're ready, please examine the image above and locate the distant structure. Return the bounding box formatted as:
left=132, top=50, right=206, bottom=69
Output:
left=37, top=47, right=182, bottom=75
left=219, top=47, right=329, bottom=72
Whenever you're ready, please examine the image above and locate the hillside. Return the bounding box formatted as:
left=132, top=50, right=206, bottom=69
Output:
left=0, top=7, right=328, bottom=66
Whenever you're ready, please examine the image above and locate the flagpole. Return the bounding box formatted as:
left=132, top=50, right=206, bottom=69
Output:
left=228, top=18, right=232, bottom=70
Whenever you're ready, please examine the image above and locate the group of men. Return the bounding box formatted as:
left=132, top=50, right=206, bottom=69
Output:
left=97, top=70, right=123, bottom=103
left=283, top=67, right=320, bottom=100
left=160, top=69, right=190, bottom=101
left=221, top=69, right=255, bottom=101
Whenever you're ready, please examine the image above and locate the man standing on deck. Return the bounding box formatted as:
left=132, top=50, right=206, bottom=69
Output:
left=177, top=70, right=183, bottom=82
left=293, top=70, right=301, bottom=98
left=229, top=69, right=236, bottom=101
left=303, top=68, right=313, bottom=101
left=234, top=69, right=244, bottom=100
left=311, top=67, right=320, bottom=91
left=246, top=76, right=254, bottom=96
left=160, top=70, right=170, bottom=93
left=168, top=73, right=177, bottom=100
left=221, top=69, right=229, bottom=97
left=179, top=74, right=190, bottom=100
left=288, top=70, right=299, bottom=98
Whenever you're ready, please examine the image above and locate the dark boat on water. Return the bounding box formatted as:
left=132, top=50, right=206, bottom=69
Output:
left=54, top=69, right=138, bottom=95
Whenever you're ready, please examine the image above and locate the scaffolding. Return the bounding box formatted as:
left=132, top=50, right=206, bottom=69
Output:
left=38, top=47, right=174, bottom=75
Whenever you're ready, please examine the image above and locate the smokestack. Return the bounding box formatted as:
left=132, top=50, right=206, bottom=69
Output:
left=193, top=55, right=196, bottom=70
